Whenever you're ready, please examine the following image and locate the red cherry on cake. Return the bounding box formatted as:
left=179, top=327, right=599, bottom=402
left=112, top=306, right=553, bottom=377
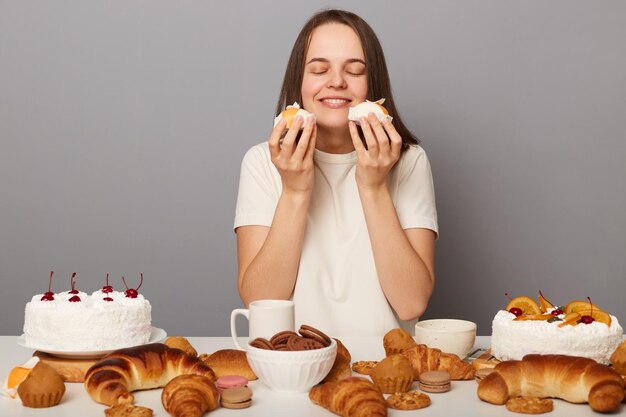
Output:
left=103, top=296, right=113, bottom=302
left=41, top=271, right=55, bottom=301
left=581, top=315, right=595, bottom=324
left=122, top=273, right=143, bottom=298
left=551, top=308, right=564, bottom=316
left=101, top=272, right=113, bottom=294
left=581, top=296, right=595, bottom=324
left=68, top=272, right=79, bottom=294
left=69, top=295, right=81, bottom=302
left=509, top=307, right=523, bottom=317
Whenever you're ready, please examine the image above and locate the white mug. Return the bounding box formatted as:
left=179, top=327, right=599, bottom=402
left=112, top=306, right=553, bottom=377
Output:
left=230, top=299, right=295, bottom=351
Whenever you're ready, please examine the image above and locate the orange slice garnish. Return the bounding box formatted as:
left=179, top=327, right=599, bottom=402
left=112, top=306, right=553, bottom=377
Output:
left=538, top=292, right=555, bottom=313
left=577, top=309, right=612, bottom=326
left=513, top=313, right=553, bottom=321
left=564, top=300, right=603, bottom=315
left=558, top=312, right=581, bottom=327
left=506, top=296, right=542, bottom=316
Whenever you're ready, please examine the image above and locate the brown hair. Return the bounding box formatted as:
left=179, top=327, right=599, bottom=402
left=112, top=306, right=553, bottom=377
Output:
left=275, top=9, right=419, bottom=150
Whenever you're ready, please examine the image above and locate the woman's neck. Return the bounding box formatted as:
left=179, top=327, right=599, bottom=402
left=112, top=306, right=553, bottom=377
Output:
left=315, top=126, right=355, bottom=154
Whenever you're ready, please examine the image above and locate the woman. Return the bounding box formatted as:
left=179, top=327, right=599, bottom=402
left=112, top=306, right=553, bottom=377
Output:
left=234, top=9, right=437, bottom=336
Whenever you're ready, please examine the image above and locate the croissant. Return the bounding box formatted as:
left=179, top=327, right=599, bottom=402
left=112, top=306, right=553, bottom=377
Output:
left=161, top=374, right=218, bottom=417
left=322, top=338, right=352, bottom=383
left=401, top=344, right=475, bottom=380
left=477, top=354, right=624, bottom=412
left=309, top=376, right=387, bottom=417
left=84, top=343, right=216, bottom=406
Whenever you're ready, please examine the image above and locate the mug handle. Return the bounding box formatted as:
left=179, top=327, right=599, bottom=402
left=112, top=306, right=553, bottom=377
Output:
left=230, top=308, right=249, bottom=351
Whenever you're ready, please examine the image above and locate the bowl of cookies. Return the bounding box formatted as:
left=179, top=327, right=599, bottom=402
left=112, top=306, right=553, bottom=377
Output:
left=246, top=325, right=337, bottom=393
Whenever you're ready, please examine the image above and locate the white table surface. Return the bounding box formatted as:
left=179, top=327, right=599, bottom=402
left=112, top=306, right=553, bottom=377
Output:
left=1, top=335, right=623, bottom=416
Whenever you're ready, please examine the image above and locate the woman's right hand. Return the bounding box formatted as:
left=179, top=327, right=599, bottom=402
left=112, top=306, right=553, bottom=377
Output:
left=268, top=116, right=317, bottom=195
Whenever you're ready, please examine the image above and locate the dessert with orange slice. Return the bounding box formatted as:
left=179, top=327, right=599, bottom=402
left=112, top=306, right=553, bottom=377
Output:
left=348, top=99, right=393, bottom=124
left=491, top=292, right=623, bottom=365
left=273, top=102, right=315, bottom=129
left=0, top=357, right=39, bottom=399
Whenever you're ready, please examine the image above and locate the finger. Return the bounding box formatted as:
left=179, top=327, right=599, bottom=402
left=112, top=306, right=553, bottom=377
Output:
left=304, top=124, right=317, bottom=162
left=383, top=119, right=403, bottom=160
left=348, top=121, right=367, bottom=157
left=269, top=118, right=287, bottom=157
left=360, top=116, right=379, bottom=157
left=281, top=116, right=304, bottom=152
left=293, top=116, right=315, bottom=160
left=368, top=112, right=390, bottom=154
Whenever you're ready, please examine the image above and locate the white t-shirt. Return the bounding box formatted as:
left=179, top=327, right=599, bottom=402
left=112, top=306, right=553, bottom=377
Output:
left=234, top=142, right=438, bottom=337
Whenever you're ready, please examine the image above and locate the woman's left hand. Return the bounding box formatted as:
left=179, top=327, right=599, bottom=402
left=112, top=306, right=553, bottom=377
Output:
left=349, top=112, right=402, bottom=190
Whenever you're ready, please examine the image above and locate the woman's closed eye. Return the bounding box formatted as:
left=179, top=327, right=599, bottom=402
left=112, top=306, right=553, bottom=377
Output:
left=345, top=63, right=366, bottom=76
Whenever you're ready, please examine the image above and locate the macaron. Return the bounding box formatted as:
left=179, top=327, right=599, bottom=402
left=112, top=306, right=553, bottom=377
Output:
left=418, top=370, right=451, bottom=393
left=220, top=386, right=253, bottom=409
left=216, top=375, right=248, bottom=393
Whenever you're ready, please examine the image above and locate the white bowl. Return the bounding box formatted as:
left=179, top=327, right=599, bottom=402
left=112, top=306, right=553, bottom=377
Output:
left=415, top=319, right=477, bottom=358
left=246, top=338, right=337, bottom=393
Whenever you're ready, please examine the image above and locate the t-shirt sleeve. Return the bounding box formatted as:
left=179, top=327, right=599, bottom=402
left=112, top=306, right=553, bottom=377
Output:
left=395, top=146, right=439, bottom=237
left=234, top=144, right=280, bottom=230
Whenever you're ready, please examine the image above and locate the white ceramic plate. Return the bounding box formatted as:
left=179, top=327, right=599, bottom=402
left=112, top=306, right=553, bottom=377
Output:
left=17, top=327, right=167, bottom=359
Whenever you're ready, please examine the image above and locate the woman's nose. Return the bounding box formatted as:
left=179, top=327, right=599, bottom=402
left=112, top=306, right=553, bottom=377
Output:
left=327, top=70, right=347, bottom=88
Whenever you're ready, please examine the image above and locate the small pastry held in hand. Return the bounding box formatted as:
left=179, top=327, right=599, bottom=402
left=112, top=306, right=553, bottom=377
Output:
left=165, top=336, right=197, bottom=357
left=274, top=102, right=316, bottom=129
left=348, top=98, right=393, bottom=124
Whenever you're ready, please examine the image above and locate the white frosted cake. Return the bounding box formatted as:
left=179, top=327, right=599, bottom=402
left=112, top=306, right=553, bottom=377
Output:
left=491, top=309, right=623, bottom=365
left=23, top=289, right=152, bottom=351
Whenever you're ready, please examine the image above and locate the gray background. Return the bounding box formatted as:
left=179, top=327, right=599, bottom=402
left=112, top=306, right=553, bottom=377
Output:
left=2, top=1, right=625, bottom=337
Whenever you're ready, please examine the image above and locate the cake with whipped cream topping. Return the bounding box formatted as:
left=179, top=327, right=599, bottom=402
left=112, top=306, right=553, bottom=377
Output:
left=491, top=294, right=623, bottom=365
left=23, top=274, right=152, bottom=352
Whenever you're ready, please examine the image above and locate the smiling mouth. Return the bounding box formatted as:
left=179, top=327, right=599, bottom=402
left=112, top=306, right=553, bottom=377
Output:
left=319, top=98, right=352, bottom=108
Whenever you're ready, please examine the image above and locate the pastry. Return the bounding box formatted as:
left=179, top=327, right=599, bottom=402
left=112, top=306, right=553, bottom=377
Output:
left=17, top=361, right=65, bottom=408
left=105, top=404, right=154, bottom=417
left=477, top=354, right=624, bottom=412
left=351, top=360, right=379, bottom=376
left=402, top=344, right=475, bottom=380
left=492, top=293, right=623, bottom=364
left=386, top=391, right=431, bottom=410
left=383, top=327, right=417, bottom=356
left=505, top=397, right=554, bottom=414
left=309, top=377, right=387, bottom=417
left=610, top=340, right=626, bottom=375
left=165, top=337, right=197, bottom=357
left=0, top=357, right=39, bottom=399
left=322, top=338, right=352, bottom=383
left=348, top=99, right=393, bottom=124
left=161, top=374, right=218, bottom=417
left=220, top=386, right=253, bottom=409
left=274, top=102, right=315, bottom=129
left=370, top=354, right=414, bottom=394
left=85, top=343, right=216, bottom=406
left=200, top=349, right=257, bottom=380
left=418, top=370, right=451, bottom=393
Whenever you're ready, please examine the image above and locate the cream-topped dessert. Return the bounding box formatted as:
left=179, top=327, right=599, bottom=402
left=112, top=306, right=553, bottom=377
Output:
left=348, top=99, right=393, bottom=124
left=491, top=309, right=622, bottom=364
left=274, top=102, right=315, bottom=128
left=22, top=273, right=152, bottom=351
left=490, top=293, right=623, bottom=365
